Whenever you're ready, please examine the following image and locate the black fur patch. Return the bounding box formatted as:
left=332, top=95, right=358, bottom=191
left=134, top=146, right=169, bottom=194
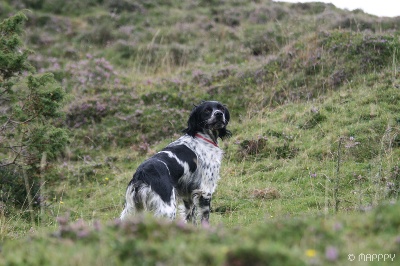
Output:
left=153, top=153, right=184, bottom=184
left=130, top=159, right=174, bottom=202
left=163, top=145, right=197, bottom=172
left=129, top=144, right=197, bottom=203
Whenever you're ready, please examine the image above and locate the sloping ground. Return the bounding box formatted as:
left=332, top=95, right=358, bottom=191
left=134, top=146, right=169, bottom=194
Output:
left=0, top=0, right=400, bottom=265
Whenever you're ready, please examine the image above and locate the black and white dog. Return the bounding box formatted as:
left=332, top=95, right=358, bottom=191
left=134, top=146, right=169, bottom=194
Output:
left=120, top=101, right=231, bottom=224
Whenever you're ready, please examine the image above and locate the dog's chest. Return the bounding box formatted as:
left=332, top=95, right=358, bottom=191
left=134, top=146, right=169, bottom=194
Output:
left=172, top=135, right=223, bottom=192
left=195, top=142, right=223, bottom=192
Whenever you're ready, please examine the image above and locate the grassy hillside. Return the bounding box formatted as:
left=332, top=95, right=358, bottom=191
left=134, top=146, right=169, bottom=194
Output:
left=1, top=0, right=400, bottom=265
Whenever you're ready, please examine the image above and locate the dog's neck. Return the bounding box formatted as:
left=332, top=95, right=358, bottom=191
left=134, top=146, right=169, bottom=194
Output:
left=204, top=129, right=219, bottom=144
left=196, top=130, right=219, bottom=146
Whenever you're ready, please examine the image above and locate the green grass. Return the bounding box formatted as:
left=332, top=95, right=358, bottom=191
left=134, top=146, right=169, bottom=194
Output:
left=1, top=0, right=400, bottom=265
left=1, top=202, right=400, bottom=265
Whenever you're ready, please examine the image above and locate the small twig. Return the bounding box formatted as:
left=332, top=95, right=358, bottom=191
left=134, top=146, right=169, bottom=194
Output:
left=0, top=150, right=22, bottom=167
left=40, top=152, right=47, bottom=220
left=0, top=144, right=25, bottom=167
left=0, top=116, right=12, bottom=132
left=23, top=169, right=35, bottom=226
left=334, top=137, right=343, bottom=213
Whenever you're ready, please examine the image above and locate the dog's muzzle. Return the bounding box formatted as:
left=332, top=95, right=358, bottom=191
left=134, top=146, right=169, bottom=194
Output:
left=209, top=110, right=226, bottom=129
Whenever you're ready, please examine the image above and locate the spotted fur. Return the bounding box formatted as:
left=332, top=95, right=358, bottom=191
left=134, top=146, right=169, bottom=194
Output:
left=120, top=101, right=231, bottom=224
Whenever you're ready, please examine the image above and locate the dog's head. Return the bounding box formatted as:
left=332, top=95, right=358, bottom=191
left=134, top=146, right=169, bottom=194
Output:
left=183, top=101, right=231, bottom=140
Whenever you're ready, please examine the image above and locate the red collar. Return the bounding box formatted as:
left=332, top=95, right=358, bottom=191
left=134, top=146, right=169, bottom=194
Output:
left=195, top=133, right=218, bottom=147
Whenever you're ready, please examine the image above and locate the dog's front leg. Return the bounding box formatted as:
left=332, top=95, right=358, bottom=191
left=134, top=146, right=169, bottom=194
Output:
left=191, top=190, right=211, bottom=225
left=183, top=199, right=196, bottom=223
left=199, top=192, right=211, bottom=224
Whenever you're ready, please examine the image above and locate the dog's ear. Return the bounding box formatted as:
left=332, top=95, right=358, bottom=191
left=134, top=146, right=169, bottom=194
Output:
left=218, top=127, right=232, bottom=140
left=223, top=105, right=230, bottom=124
left=218, top=106, right=231, bottom=140
left=182, top=105, right=199, bottom=137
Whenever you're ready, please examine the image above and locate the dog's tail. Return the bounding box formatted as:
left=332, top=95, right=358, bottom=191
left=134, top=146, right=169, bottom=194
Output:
left=120, top=188, right=135, bottom=220
left=120, top=167, right=178, bottom=220
left=120, top=180, right=143, bottom=220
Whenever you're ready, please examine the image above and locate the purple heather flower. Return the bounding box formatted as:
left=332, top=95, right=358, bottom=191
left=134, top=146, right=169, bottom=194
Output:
left=176, top=220, right=186, bottom=229
left=333, top=222, right=343, bottom=231
left=77, top=229, right=90, bottom=238
left=93, top=220, right=101, bottom=231
left=325, top=246, right=339, bottom=261
left=310, top=173, right=317, bottom=178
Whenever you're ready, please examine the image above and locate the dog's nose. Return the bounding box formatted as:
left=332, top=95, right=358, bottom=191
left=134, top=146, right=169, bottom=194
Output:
left=215, top=111, right=223, bottom=118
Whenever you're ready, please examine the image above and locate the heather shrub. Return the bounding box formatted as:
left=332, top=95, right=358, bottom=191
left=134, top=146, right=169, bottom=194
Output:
left=212, top=7, right=242, bottom=27
left=333, top=16, right=374, bottom=32
left=27, top=28, right=56, bottom=47
left=64, top=54, right=118, bottom=92
left=29, top=54, right=64, bottom=80
left=239, top=135, right=298, bottom=160
left=161, top=23, right=201, bottom=44
left=292, top=2, right=329, bottom=14
left=258, top=30, right=400, bottom=104
left=141, top=91, right=184, bottom=108
left=115, top=42, right=195, bottom=68
left=168, top=43, right=193, bottom=66
left=76, top=14, right=116, bottom=46
left=66, top=99, right=109, bottom=128
left=248, top=5, right=290, bottom=24
left=106, top=0, right=146, bottom=13
left=135, top=105, right=189, bottom=143
left=387, top=165, right=400, bottom=198
left=298, top=109, right=327, bottom=130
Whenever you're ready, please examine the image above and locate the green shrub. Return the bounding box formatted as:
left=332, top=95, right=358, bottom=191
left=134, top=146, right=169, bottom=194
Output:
left=0, top=13, right=68, bottom=213
left=106, top=0, right=145, bottom=13
left=243, top=26, right=284, bottom=56
left=76, top=14, right=116, bottom=46
left=0, top=165, right=40, bottom=208
left=212, top=7, right=242, bottom=27
left=373, top=202, right=400, bottom=233
left=322, top=31, right=400, bottom=73
left=225, top=244, right=304, bottom=266
left=292, top=2, right=328, bottom=14
left=28, top=0, right=102, bottom=15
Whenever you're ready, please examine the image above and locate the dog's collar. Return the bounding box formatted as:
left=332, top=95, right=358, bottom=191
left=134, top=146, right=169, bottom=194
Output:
left=195, top=133, right=218, bottom=147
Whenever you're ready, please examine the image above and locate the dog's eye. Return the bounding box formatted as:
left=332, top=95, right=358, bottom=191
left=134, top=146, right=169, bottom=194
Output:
left=204, top=108, right=212, bottom=113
